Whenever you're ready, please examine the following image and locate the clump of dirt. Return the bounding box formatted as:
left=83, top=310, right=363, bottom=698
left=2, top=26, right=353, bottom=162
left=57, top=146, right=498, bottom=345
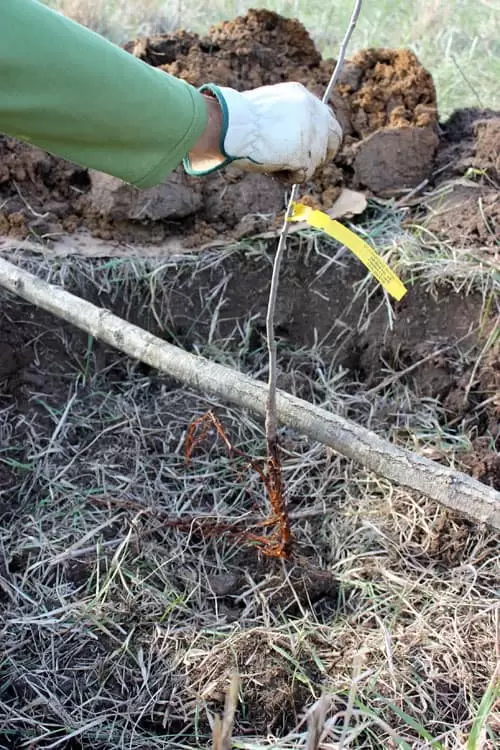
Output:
left=422, top=108, right=500, bottom=248
left=204, top=556, right=338, bottom=619
left=337, top=48, right=437, bottom=136
left=0, top=137, right=89, bottom=241
left=461, top=438, right=500, bottom=489
left=474, top=119, right=500, bottom=180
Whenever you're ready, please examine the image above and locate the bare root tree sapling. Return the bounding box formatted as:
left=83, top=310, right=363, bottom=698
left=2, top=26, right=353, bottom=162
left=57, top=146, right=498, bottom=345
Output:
left=264, top=0, right=364, bottom=556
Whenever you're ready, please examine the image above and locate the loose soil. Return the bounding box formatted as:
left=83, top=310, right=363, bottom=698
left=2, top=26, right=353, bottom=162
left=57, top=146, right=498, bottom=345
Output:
left=421, top=109, right=500, bottom=249
left=0, top=9, right=497, bottom=250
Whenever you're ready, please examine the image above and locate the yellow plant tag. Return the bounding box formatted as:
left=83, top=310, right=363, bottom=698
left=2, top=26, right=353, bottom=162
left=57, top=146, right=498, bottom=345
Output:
left=289, top=203, right=407, bottom=301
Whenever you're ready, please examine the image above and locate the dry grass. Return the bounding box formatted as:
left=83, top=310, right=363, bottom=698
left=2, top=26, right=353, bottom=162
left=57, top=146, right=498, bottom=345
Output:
left=1, top=236, right=499, bottom=749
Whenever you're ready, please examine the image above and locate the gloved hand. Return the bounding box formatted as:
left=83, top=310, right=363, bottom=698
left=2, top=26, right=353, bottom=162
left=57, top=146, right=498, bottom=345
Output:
left=183, top=82, right=342, bottom=183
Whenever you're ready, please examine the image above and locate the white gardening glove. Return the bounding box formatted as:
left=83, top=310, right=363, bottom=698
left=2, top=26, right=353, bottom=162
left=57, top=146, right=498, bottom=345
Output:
left=183, top=82, right=342, bottom=183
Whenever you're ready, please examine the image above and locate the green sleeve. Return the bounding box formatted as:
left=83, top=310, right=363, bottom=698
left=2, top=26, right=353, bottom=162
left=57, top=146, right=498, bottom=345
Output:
left=0, top=0, right=207, bottom=188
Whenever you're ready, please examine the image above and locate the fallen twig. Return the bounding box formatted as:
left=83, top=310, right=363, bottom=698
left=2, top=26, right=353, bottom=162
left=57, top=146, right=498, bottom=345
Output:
left=0, top=256, right=498, bottom=529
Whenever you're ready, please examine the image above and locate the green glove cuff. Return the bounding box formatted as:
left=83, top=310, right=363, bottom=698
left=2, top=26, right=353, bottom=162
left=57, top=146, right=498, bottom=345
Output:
left=183, top=84, right=234, bottom=176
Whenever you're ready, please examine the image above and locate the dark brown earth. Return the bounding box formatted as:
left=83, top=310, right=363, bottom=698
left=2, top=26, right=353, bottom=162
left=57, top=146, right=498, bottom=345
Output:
left=4, top=9, right=497, bottom=250
left=419, top=110, right=500, bottom=250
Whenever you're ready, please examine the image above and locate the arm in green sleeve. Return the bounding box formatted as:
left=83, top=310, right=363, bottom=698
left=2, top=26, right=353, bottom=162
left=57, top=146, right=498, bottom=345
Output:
left=0, top=0, right=207, bottom=188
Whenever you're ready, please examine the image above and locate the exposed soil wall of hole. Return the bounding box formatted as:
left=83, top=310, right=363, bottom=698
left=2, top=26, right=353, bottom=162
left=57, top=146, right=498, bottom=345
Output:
left=1, top=254, right=497, bottom=492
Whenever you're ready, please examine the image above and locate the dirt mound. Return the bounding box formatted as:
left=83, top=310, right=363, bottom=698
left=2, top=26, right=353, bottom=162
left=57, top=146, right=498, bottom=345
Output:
left=435, top=108, right=500, bottom=180
left=125, top=10, right=322, bottom=90
left=0, top=10, right=495, bottom=250
left=126, top=12, right=437, bottom=137
left=422, top=183, right=499, bottom=249
left=421, top=108, right=500, bottom=248
left=0, top=9, right=444, bottom=247
left=337, top=48, right=436, bottom=136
